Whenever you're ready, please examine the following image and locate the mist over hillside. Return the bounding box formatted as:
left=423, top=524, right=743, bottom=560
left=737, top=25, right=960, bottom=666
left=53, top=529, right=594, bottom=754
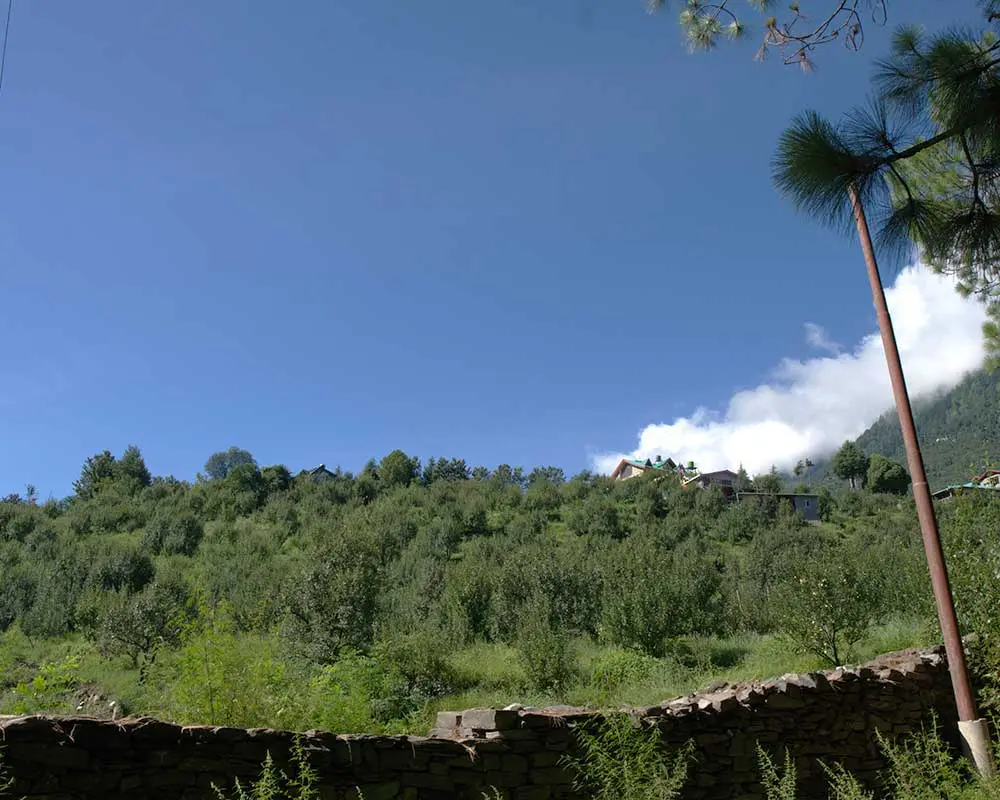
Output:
left=790, top=368, right=1000, bottom=491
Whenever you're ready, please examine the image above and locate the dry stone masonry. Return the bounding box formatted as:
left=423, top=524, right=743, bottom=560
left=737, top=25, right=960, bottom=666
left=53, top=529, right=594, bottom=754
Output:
left=0, top=645, right=957, bottom=800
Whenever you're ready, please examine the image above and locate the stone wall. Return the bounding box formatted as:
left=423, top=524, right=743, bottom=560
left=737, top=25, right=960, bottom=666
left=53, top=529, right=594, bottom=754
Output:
left=0, top=645, right=957, bottom=800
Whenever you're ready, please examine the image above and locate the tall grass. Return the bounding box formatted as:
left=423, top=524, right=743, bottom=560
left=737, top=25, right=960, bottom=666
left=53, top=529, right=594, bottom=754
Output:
left=0, top=614, right=933, bottom=735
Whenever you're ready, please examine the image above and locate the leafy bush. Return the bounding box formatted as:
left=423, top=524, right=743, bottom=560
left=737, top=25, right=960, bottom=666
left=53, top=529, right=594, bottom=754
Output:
left=142, top=512, right=204, bottom=556
left=517, top=593, right=576, bottom=693
left=305, top=652, right=380, bottom=733
left=771, top=539, right=887, bottom=666
left=367, top=632, right=463, bottom=721
left=158, top=608, right=307, bottom=729
left=566, top=493, right=623, bottom=539
left=941, top=494, right=1000, bottom=712
left=7, top=655, right=80, bottom=714
left=588, top=648, right=659, bottom=696
left=599, top=537, right=722, bottom=656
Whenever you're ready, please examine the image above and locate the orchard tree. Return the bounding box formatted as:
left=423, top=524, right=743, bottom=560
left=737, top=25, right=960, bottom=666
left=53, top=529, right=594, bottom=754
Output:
left=527, top=466, right=566, bottom=487
left=867, top=453, right=911, bottom=495
left=91, top=580, right=189, bottom=680
left=73, top=446, right=152, bottom=500
left=73, top=451, right=118, bottom=500
left=261, top=464, right=292, bottom=494
left=204, top=447, right=256, bottom=481
left=832, top=441, right=870, bottom=489
left=422, top=457, right=471, bottom=484
left=379, top=450, right=420, bottom=489
left=773, top=542, right=886, bottom=666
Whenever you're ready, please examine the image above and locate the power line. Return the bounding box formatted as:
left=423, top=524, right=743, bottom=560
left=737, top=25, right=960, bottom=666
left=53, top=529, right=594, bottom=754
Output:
left=0, top=0, right=12, bottom=96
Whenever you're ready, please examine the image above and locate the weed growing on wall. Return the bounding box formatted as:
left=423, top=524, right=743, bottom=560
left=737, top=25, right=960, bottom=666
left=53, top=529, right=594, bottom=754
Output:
left=819, top=761, right=877, bottom=800
left=757, top=746, right=798, bottom=800
left=0, top=748, right=12, bottom=797
left=212, top=737, right=327, bottom=800
left=757, top=720, right=1000, bottom=800
left=874, top=722, right=1000, bottom=800
left=560, top=712, right=692, bottom=800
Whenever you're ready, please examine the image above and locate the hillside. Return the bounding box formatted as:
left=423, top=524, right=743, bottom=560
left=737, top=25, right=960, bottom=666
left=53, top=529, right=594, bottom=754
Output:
left=796, top=367, right=1000, bottom=491
left=1, top=439, right=999, bottom=741
left=0, top=444, right=967, bottom=736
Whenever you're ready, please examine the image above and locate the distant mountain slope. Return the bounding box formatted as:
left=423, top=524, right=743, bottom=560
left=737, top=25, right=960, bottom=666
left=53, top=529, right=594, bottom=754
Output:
left=795, top=368, right=1000, bottom=491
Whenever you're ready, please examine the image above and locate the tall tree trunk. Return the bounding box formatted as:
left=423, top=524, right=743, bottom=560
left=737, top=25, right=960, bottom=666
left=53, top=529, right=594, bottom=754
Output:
left=848, top=184, right=993, bottom=774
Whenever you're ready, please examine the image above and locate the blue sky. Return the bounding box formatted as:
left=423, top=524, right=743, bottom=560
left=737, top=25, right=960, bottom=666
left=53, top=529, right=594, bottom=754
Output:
left=0, top=0, right=981, bottom=497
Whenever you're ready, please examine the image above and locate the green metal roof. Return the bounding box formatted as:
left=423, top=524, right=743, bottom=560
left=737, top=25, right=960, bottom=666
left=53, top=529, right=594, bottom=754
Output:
left=626, top=458, right=674, bottom=471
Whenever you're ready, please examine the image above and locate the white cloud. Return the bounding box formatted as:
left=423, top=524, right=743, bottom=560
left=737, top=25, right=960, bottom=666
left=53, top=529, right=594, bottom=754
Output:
left=593, top=265, right=987, bottom=476
left=804, top=322, right=841, bottom=354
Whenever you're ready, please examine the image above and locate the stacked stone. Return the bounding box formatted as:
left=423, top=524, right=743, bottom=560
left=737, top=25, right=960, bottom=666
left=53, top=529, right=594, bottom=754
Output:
left=0, top=645, right=955, bottom=800
left=0, top=713, right=578, bottom=800
left=425, top=646, right=956, bottom=800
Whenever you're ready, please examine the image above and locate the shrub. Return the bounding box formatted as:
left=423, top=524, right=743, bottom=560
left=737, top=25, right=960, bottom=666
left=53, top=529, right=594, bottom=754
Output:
left=876, top=722, right=995, bottom=800
left=599, top=537, right=722, bottom=656
left=160, top=608, right=306, bottom=729
left=771, top=541, right=886, bottom=666
left=941, top=494, right=1000, bottom=712
left=516, top=594, right=576, bottom=693
left=566, top=493, right=623, bottom=539
left=305, top=652, right=380, bottom=733
left=588, top=648, right=659, bottom=696
left=367, top=632, right=463, bottom=721
left=88, top=545, right=155, bottom=594
left=142, top=512, right=204, bottom=557
left=7, top=655, right=80, bottom=715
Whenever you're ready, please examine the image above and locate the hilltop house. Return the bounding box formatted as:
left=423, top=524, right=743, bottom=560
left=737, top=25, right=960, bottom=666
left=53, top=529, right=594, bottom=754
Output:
left=609, top=456, right=818, bottom=519
left=932, top=468, right=1000, bottom=501
left=610, top=455, right=676, bottom=480
left=308, top=464, right=338, bottom=483
left=612, top=458, right=740, bottom=496
left=682, top=469, right=740, bottom=497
